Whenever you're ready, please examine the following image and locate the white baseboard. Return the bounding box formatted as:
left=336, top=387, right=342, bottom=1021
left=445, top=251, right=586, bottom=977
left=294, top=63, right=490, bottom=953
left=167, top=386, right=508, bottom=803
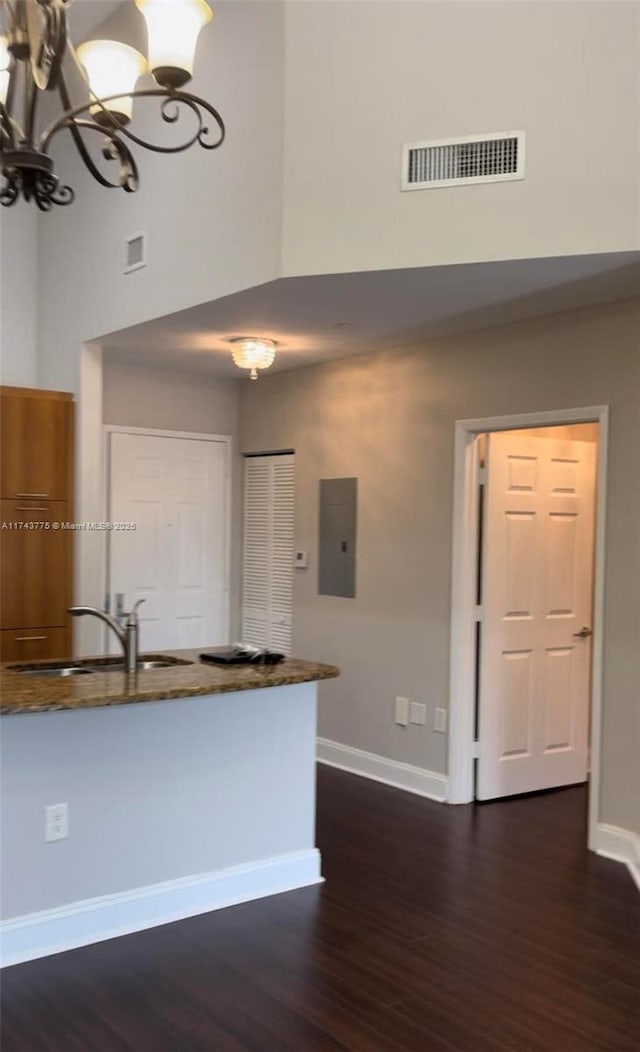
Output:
left=594, top=823, right=640, bottom=892
left=317, top=738, right=448, bottom=802
left=1, top=849, right=322, bottom=969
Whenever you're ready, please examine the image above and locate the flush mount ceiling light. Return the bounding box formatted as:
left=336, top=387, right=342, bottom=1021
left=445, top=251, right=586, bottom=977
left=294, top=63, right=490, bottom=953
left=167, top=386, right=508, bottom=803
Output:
left=230, top=337, right=276, bottom=381
left=0, top=0, right=224, bottom=210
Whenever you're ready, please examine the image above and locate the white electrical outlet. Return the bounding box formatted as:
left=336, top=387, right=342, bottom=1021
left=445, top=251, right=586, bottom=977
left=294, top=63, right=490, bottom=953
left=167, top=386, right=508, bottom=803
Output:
left=409, top=702, right=427, bottom=726
left=394, top=696, right=409, bottom=726
left=434, top=708, right=447, bottom=734
left=45, top=803, right=69, bottom=842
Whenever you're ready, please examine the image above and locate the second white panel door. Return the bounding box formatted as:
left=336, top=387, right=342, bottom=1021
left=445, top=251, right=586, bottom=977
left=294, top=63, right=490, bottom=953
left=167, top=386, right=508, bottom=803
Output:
left=477, top=432, right=596, bottom=801
left=108, top=431, right=230, bottom=651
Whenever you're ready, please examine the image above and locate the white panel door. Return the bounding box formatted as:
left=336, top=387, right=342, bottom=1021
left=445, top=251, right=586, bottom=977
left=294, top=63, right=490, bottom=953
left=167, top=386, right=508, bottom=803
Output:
left=109, top=431, right=229, bottom=652
left=242, top=454, right=294, bottom=653
left=477, top=433, right=596, bottom=800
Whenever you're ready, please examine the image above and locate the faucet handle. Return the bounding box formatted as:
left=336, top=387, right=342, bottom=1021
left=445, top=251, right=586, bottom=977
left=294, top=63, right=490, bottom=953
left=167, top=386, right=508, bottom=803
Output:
left=131, top=598, right=146, bottom=618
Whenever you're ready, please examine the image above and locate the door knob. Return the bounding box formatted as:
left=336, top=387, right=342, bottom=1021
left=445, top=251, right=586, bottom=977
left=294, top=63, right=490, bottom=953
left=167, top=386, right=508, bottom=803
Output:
left=573, top=626, right=593, bottom=639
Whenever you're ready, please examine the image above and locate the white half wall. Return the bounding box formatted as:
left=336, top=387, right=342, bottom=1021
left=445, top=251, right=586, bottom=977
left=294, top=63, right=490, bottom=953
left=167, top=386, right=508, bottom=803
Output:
left=1, top=682, right=320, bottom=964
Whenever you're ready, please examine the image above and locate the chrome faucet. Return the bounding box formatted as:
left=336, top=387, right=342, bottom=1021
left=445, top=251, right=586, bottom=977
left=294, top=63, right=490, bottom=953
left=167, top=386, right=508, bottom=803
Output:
left=68, top=599, right=146, bottom=674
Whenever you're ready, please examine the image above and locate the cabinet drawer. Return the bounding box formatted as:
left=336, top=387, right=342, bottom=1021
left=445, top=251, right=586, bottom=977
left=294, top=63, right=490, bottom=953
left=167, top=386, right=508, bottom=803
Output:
left=0, top=627, right=70, bottom=663
left=0, top=500, right=72, bottom=630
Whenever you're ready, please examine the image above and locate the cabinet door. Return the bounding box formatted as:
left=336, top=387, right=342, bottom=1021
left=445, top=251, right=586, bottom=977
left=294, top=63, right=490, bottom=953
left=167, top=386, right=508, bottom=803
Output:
left=0, top=500, right=72, bottom=629
left=0, top=388, right=74, bottom=500
left=0, top=627, right=70, bottom=662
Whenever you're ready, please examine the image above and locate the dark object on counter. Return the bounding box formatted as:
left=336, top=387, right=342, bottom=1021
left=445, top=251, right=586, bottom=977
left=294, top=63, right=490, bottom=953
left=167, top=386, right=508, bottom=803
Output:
left=199, top=647, right=285, bottom=666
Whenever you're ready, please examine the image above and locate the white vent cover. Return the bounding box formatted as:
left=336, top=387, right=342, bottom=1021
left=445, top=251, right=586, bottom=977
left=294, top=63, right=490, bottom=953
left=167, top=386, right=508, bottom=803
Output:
left=124, top=232, right=146, bottom=273
left=402, top=131, right=525, bottom=190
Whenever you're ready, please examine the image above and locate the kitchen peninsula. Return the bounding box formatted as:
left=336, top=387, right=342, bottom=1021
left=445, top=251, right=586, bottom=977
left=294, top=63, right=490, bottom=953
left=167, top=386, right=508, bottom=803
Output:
left=0, top=651, right=339, bottom=967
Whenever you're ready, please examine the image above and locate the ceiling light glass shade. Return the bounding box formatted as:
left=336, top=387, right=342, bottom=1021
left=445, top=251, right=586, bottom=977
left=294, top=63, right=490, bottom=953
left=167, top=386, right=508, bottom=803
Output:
left=0, top=36, right=9, bottom=104
left=77, top=40, right=147, bottom=126
left=230, top=338, right=276, bottom=380
left=136, top=0, right=213, bottom=89
left=0, top=35, right=9, bottom=71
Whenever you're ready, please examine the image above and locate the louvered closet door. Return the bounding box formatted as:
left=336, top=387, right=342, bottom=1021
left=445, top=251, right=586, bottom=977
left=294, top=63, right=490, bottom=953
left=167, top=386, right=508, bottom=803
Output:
left=242, top=454, right=294, bottom=653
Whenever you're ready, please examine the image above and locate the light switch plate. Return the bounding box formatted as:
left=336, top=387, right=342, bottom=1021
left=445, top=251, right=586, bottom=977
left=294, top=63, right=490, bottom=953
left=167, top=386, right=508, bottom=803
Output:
left=409, top=702, right=427, bottom=725
left=434, top=708, right=447, bottom=734
left=294, top=550, right=309, bottom=569
left=394, top=696, right=409, bottom=726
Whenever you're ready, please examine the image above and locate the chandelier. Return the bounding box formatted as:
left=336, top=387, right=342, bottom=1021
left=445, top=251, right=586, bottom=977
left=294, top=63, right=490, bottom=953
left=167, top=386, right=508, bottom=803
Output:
left=230, top=337, right=276, bottom=380
left=0, top=0, right=224, bottom=210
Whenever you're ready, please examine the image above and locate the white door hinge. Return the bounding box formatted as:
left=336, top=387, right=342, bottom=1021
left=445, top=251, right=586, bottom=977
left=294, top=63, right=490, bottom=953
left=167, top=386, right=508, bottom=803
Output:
left=472, top=740, right=480, bottom=759
left=478, top=465, right=487, bottom=484
left=474, top=604, right=483, bottom=622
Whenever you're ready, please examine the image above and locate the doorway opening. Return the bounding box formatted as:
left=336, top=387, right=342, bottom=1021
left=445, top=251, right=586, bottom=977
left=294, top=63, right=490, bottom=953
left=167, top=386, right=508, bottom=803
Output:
left=448, top=407, right=608, bottom=853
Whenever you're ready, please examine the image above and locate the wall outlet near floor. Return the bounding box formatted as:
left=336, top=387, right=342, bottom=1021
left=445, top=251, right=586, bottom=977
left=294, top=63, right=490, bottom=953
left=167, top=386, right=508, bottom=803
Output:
left=409, top=702, right=427, bottom=726
left=45, top=803, right=69, bottom=842
left=394, top=696, right=409, bottom=726
left=434, top=708, right=447, bottom=734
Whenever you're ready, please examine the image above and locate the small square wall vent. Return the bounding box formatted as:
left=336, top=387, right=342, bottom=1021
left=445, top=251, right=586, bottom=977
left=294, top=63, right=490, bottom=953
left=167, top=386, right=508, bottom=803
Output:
left=401, top=131, right=525, bottom=191
left=124, top=232, right=147, bottom=273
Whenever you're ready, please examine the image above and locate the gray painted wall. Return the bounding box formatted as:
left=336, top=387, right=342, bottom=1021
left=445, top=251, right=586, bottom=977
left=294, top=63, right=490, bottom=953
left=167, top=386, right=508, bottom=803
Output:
left=239, top=299, right=640, bottom=837
left=283, top=0, right=640, bottom=276
left=103, top=359, right=243, bottom=637
left=0, top=205, right=39, bottom=387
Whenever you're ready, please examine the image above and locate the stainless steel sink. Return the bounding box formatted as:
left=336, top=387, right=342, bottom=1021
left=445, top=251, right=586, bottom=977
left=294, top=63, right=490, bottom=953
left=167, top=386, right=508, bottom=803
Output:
left=9, top=655, right=192, bottom=677
left=85, top=659, right=187, bottom=672
left=17, top=666, right=94, bottom=678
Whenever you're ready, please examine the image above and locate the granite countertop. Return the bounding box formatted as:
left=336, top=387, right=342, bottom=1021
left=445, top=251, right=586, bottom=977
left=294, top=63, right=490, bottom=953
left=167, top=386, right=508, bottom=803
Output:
left=0, top=649, right=340, bottom=715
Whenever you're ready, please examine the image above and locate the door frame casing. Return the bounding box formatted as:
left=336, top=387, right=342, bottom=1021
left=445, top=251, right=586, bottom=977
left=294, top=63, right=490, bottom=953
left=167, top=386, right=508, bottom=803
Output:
left=104, top=425, right=233, bottom=644
left=447, top=405, right=609, bottom=854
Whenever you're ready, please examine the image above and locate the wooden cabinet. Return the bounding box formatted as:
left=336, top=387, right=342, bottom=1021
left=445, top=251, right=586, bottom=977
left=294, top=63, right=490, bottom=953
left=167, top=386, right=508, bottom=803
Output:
left=0, top=627, right=69, bottom=663
left=0, top=500, right=72, bottom=630
left=0, top=387, right=74, bottom=660
left=1, top=386, right=74, bottom=500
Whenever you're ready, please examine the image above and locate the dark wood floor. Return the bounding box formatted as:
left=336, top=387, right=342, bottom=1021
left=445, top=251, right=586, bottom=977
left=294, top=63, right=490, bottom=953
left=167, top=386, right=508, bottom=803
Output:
left=2, top=767, right=639, bottom=1052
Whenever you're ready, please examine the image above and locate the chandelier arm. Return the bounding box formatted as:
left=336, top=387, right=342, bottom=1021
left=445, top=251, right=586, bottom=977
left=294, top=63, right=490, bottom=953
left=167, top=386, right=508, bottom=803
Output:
left=26, top=0, right=67, bottom=92
left=32, top=172, right=74, bottom=211
left=23, top=60, right=39, bottom=145
left=72, top=120, right=137, bottom=192
left=64, top=37, right=225, bottom=152
left=52, top=116, right=140, bottom=192
left=0, top=171, right=19, bottom=207
left=114, top=92, right=226, bottom=154
left=0, top=101, right=18, bottom=149
left=39, top=89, right=225, bottom=155
left=54, top=68, right=135, bottom=189
left=4, top=57, right=18, bottom=123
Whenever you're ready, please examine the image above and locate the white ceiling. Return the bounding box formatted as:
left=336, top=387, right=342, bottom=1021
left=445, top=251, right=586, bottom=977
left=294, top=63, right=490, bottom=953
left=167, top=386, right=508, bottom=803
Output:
left=101, top=252, right=640, bottom=378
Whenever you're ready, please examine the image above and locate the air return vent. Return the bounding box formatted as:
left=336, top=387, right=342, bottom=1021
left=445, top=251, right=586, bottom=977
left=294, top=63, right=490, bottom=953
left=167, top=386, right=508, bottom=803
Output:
left=402, top=131, right=525, bottom=191
left=124, top=232, right=146, bottom=273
